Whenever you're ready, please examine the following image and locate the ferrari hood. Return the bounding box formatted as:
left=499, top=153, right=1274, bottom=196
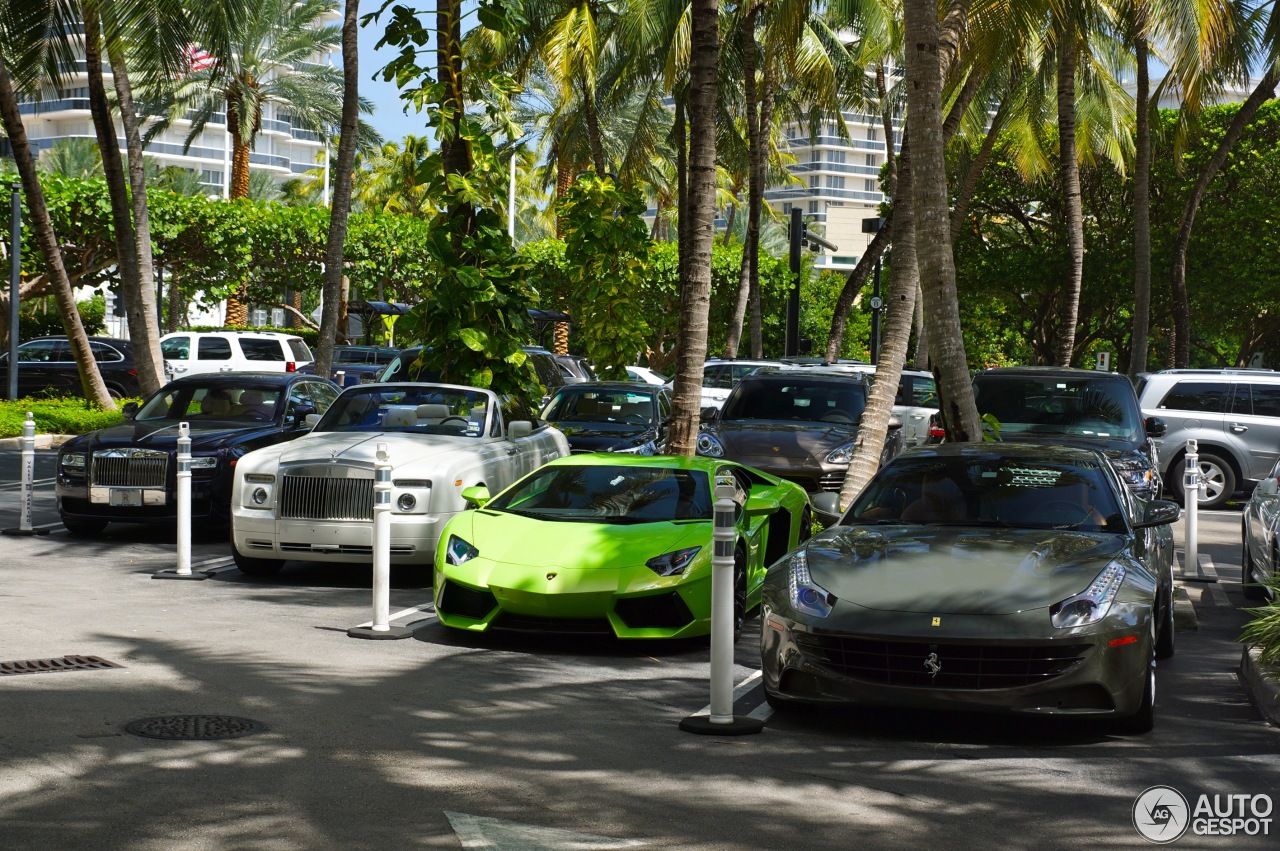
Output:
left=454, top=508, right=704, bottom=569
left=803, top=526, right=1126, bottom=615
left=713, top=421, right=854, bottom=459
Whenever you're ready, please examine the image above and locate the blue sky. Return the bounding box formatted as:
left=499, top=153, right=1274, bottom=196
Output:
left=356, top=0, right=430, bottom=145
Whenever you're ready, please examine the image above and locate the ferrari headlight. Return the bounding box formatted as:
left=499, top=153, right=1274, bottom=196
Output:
left=696, top=432, right=724, bottom=457
left=61, top=453, right=86, bottom=468
left=445, top=535, right=479, bottom=566
left=645, top=546, right=701, bottom=576
left=787, top=549, right=834, bottom=618
left=617, top=439, right=657, bottom=455
left=1050, top=564, right=1125, bottom=628
left=189, top=456, right=219, bottom=469
left=825, top=441, right=856, bottom=465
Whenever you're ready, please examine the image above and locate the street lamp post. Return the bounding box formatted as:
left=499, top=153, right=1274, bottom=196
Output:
left=786, top=208, right=802, bottom=356
left=8, top=184, right=20, bottom=401
left=862, top=217, right=885, bottom=364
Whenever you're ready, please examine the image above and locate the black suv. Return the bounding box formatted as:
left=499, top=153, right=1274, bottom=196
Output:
left=0, top=336, right=144, bottom=399
left=972, top=366, right=1166, bottom=500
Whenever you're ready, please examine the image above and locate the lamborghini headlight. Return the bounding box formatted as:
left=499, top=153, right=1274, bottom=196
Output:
left=696, top=432, right=724, bottom=457
left=825, top=441, right=856, bottom=465
left=445, top=535, right=479, bottom=566
left=1050, top=564, right=1125, bottom=628
left=645, top=546, right=701, bottom=576
left=787, top=549, right=834, bottom=619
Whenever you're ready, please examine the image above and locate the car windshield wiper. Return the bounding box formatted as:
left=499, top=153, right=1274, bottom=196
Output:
left=491, top=507, right=548, bottom=521
left=926, top=519, right=1012, bottom=528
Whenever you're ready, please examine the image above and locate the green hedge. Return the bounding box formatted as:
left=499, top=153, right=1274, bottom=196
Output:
left=0, top=398, right=129, bottom=438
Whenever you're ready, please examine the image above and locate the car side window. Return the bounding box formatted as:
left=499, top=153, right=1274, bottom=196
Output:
left=90, top=342, right=124, bottom=362
left=705, top=365, right=731, bottom=389
left=50, top=340, right=73, bottom=362
left=306, top=381, right=339, bottom=412
left=911, top=377, right=938, bottom=406
left=658, top=391, right=671, bottom=420
left=501, top=395, right=537, bottom=434
left=1157, top=381, right=1230, bottom=413
left=17, top=340, right=56, bottom=362
left=161, top=336, right=190, bottom=359
left=1245, top=384, right=1280, bottom=419
left=284, top=383, right=314, bottom=418
left=198, top=337, right=234, bottom=360
left=241, top=339, right=284, bottom=362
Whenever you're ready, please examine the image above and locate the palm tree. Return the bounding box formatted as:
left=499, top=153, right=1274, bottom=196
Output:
left=39, top=138, right=103, bottom=177
left=353, top=137, right=436, bottom=215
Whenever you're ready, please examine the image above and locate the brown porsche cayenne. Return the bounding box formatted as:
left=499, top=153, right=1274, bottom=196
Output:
left=695, top=369, right=903, bottom=492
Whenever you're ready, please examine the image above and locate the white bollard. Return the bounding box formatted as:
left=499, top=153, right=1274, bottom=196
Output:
left=335, top=369, right=345, bottom=387
left=154, top=422, right=204, bottom=579
left=3, top=412, right=47, bottom=537
left=680, top=476, right=763, bottom=735
left=1184, top=438, right=1199, bottom=578
left=348, top=442, right=411, bottom=639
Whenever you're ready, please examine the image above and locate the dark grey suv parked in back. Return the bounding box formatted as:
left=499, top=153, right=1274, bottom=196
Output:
left=0, top=336, right=144, bottom=399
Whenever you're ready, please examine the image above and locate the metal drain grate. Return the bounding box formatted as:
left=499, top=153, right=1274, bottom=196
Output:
left=124, top=715, right=268, bottom=741
left=0, top=655, right=123, bottom=675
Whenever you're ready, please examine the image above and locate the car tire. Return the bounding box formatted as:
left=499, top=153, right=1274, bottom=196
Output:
left=105, top=384, right=126, bottom=400
left=1116, top=653, right=1156, bottom=735
left=764, top=688, right=797, bottom=712
left=62, top=517, right=107, bottom=536
left=232, top=545, right=285, bottom=576
left=1242, top=535, right=1268, bottom=601
left=1169, top=450, right=1236, bottom=509
left=1155, top=586, right=1176, bottom=660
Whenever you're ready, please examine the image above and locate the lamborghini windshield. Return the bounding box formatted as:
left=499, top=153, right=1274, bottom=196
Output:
left=847, top=455, right=1125, bottom=533
left=488, top=464, right=713, bottom=523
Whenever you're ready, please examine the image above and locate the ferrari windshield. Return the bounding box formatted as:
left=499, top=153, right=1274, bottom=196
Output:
left=723, top=378, right=866, bottom=424
left=135, top=382, right=284, bottom=423
left=541, top=387, right=656, bottom=426
left=972, top=375, right=1143, bottom=445
left=315, top=385, right=490, bottom=436
left=488, top=464, right=713, bottom=523
left=847, top=455, right=1124, bottom=532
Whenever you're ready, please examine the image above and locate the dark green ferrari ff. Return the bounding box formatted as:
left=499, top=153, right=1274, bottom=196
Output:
left=760, top=444, right=1180, bottom=733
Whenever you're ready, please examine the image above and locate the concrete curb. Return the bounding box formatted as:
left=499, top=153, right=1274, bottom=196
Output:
left=1240, top=645, right=1280, bottom=728
left=0, top=433, right=75, bottom=450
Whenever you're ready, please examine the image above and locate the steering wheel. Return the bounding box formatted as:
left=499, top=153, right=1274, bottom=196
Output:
left=1037, top=500, right=1094, bottom=527
left=438, top=416, right=470, bottom=427
left=620, top=413, right=648, bottom=425
left=820, top=412, right=855, bottom=424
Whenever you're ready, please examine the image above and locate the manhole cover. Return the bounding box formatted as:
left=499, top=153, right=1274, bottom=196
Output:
left=1, top=655, right=122, bottom=675
left=124, top=715, right=268, bottom=740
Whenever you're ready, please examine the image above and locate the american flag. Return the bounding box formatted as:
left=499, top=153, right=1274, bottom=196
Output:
left=185, top=45, right=215, bottom=73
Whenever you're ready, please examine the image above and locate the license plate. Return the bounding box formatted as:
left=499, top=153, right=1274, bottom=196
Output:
left=109, top=488, right=143, bottom=507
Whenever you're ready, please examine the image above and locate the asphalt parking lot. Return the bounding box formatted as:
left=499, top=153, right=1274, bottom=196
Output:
left=1, top=448, right=1278, bottom=849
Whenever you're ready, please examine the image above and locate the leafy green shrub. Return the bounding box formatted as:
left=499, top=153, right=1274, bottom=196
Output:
left=0, top=397, right=129, bottom=438
left=18, top=294, right=106, bottom=342
left=1240, top=573, right=1280, bottom=667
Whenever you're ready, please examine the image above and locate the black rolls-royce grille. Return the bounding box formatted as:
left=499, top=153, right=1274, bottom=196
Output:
left=794, top=633, right=1091, bottom=690
left=91, top=450, right=167, bottom=487
left=279, top=475, right=373, bottom=521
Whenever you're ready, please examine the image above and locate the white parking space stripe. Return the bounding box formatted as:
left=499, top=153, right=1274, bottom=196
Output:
left=0, top=477, right=55, bottom=492
left=694, top=670, right=763, bottom=717
left=1198, top=554, right=1232, bottom=606
left=193, top=555, right=234, bottom=569
left=745, top=700, right=774, bottom=722
left=353, top=604, right=436, bottom=630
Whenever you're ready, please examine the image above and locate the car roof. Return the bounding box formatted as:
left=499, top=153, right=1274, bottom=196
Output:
left=30, top=336, right=131, bottom=347
left=975, top=366, right=1128, bottom=381
left=162, top=330, right=303, bottom=340
left=776, top=361, right=932, bottom=378
left=165, top=372, right=313, bottom=387
left=745, top=368, right=868, bottom=384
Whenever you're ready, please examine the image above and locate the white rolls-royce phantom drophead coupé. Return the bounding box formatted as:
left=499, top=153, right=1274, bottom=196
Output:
left=230, top=382, right=569, bottom=574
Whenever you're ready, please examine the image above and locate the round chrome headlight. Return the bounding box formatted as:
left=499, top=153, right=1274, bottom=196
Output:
left=397, top=493, right=417, bottom=512
left=251, top=487, right=269, bottom=505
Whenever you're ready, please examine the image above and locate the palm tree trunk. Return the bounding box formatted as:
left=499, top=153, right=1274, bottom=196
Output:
left=1054, top=13, right=1084, bottom=367
left=666, top=0, right=718, bottom=457
left=877, top=62, right=897, bottom=197
left=905, top=1, right=981, bottom=441
left=838, top=140, right=918, bottom=508
left=911, top=281, right=928, bottom=368
left=1170, top=68, right=1279, bottom=367
left=105, top=43, right=165, bottom=395
left=1129, top=31, right=1152, bottom=376
left=747, top=62, right=774, bottom=359
left=724, top=6, right=760, bottom=360
left=0, top=62, right=113, bottom=408
left=555, top=155, right=573, bottom=237
left=316, top=0, right=361, bottom=382
left=582, top=79, right=607, bottom=174
left=224, top=104, right=251, bottom=326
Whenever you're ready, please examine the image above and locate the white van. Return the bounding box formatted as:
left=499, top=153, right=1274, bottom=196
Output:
left=160, top=331, right=314, bottom=378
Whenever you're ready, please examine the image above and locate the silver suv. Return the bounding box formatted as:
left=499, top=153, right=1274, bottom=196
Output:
left=1136, top=369, right=1280, bottom=508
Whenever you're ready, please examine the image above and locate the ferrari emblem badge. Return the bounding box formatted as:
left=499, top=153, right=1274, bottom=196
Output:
left=924, top=652, right=941, bottom=679
left=931, top=617, right=941, bottom=626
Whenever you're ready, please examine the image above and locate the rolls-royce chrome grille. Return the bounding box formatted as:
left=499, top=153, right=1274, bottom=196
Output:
left=279, top=475, right=374, bottom=521
left=91, top=449, right=168, bottom=487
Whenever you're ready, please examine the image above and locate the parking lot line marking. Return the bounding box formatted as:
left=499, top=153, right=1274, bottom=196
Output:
left=693, top=670, right=763, bottom=717
left=33, top=521, right=63, bottom=530
left=0, top=477, right=55, bottom=492
left=192, top=555, right=234, bottom=568
left=745, top=700, right=774, bottom=722
left=353, top=604, right=436, bottom=630
left=1198, top=554, right=1232, bottom=606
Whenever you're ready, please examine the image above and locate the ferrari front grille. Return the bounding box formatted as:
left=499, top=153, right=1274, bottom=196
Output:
left=279, top=474, right=373, bottom=521
left=91, top=450, right=167, bottom=487
left=795, top=633, right=1091, bottom=690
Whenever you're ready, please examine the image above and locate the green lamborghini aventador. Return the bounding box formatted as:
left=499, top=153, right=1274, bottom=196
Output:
left=433, top=454, right=812, bottom=639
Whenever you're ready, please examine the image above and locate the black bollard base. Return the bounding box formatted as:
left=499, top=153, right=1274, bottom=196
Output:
left=347, top=625, right=415, bottom=640
left=679, top=714, right=765, bottom=736
left=152, top=569, right=209, bottom=580
left=3, top=527, right=50, bottom=536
